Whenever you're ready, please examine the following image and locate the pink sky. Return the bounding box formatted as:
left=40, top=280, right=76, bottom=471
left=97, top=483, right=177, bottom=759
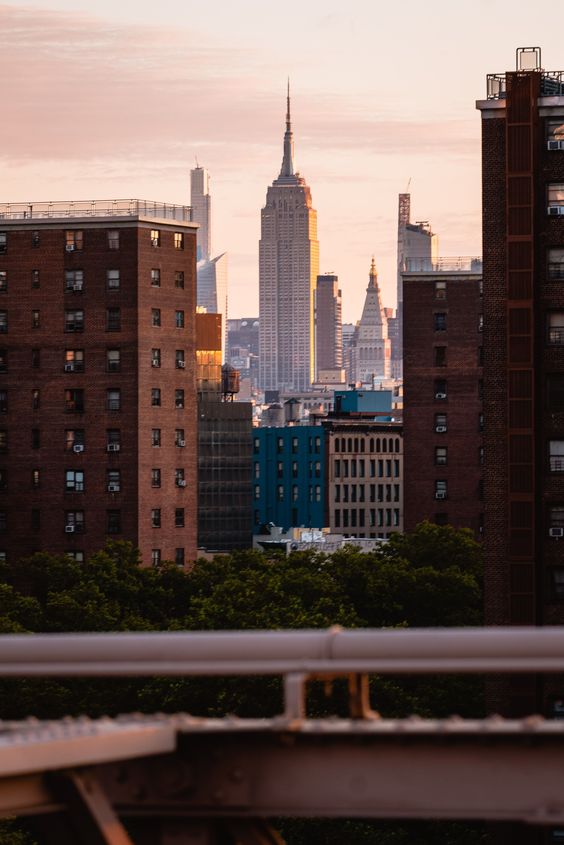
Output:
left=0, top=0, right=559, bottom=320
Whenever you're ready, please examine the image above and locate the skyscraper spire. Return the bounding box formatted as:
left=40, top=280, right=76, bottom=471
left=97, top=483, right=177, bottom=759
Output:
left=279, top=78, right=295, bottom=178
left=369, top=256, right=377, bottom=286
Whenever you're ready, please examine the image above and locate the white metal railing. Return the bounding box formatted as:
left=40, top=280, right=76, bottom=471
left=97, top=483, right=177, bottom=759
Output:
left=402, top=257, right=482, bottom=273
left=1, top=627, right=564, bottom=676
left=0, top=200, right=192, bottom=222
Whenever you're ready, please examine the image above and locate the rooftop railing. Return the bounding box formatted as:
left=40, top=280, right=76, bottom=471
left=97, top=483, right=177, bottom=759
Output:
left=402, top=257, right=482, bottom=273
left=487, top=70, right=564, bottom=100
left=0, top=199, right=192, bottom=222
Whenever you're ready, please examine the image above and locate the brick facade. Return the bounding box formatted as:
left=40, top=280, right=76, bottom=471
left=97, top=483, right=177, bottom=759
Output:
left=0, top=208, right=198, bottom=567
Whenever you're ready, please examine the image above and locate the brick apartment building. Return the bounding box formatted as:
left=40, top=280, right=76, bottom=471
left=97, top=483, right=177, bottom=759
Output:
left=0, top=200, right=198, bottom=567
left=403, top=262, right=483, bottom=535
left=476, top=50, right=564, bottom=728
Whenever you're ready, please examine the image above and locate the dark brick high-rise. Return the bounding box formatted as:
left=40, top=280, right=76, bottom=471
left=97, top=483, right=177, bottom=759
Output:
left=477, top=53, right=564, bottom=724
left=403, top=265, right=483, bottom=536
left=0, top=200, right=198, bottom=567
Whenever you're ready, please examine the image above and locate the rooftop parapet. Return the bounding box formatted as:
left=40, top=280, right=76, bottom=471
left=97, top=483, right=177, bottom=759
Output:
left=0, top=199, right=193, bottom=222
left=486, top=70, right=564, bottom=100
left=402, top=257, right=482, bottom=273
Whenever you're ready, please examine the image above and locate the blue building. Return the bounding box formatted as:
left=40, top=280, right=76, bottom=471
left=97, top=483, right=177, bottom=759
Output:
left=253, top=427, right=326, bottom=533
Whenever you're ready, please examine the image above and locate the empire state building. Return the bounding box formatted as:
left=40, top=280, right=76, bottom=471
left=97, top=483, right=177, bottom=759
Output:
left=259, top=86, right=319, bottom=391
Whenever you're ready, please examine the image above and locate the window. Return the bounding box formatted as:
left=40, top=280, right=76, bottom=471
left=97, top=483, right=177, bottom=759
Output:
left=65, top=470, right=84, bottom=492
left=107, top=269, right=120, bottom=290
left=175, top=508, right=185, bottom=527
left=254, top=484, right=260, bottom=500
left=31, top=269, right=40, bottom=288
left=106, top=349, right=120, bottom=372
left=65, top=429, right=85, bottom=451
left=65, top=310, right=84, bottom=332
left=32, top=389, right=40, bottom=411
left=175, top=468, right=185, bottom=487
left=435, top=280, right=446, bottom=299
left=175, top=271, right=184, bottom=289
left=65, top=270, right=84, bottom=292
left=548, top=313, right=564, bottom=345
left=107, top=470, right=120, bottom=493
left=479, top=412, right=484, bottom=432
left=63, top=349, right=83, bottom=372
left=31, top=429, right=40, bottom=449
left=478, top=314, right=484, bottom=333
left=0, top=431, right=7, bottom=453
left=106, top=429, right=120, bottom=449
left=107, top=230, right=120, bottom=250
left=292, top=461, right=298, bottom=478
left=151, top=269, right=160, bottom=287
left=435, top=446, right=448, bottom=465
left=32, top=310, right=40, bottom=329
left=277, top=485, right=284, bottom=501
left=31, top=509, right=40, bottom=530
left=151, top=468, right=161, bottom=488
left=65, top=230, right=83, bottom=251
left=175, top=350, right=185, bottom=369
left=175, top=428, right=185, bottom=447
left=478, top=346, right=484, bottom=367
left=65, top=511, right=85, bottom=532
left=549, top=184, right=564, bottom=211
left=151, top=549, right=161, bottom=567
left=0, top=511, right=6, bottom=532
left=550, top=505, right=564, bottom=530
left=175, top=389, right=184, bottom=409
left=434, top=346, right=447, bottom=366
left=0, top=233, right=6, bottom=254
left=435, top=413, right=447, bottom=432
left=31, top=231, right=40, bottom=248
left=548, top=374, right=564, bottom=412
left=151, top=308, right=161, bottom=327
left=106, top=308, right=121, bottom=331
left=175, top=310, right=185, bottom=328
left=107, top=389, right=121, bottom=411
left=0, top=312, right=7, bottom=335
left=151, top=388, right=161, bottom=407
left=175, top=548, right=185, bottom=567
left=0, top=272, right=6, bottom=293
left=0, top=350, right=6, bottom=373
left=0, top=469, right=7, bottom=491
left=277, top=437, right=284, bottom=453
left=107, top=510, right=121, bottom=534
left=151, top=428, right=161, bottom=447
left=151, top=348, right=161, bottom=368
left=550, top=440, right=564, bottom=472
left=65, top=389, right=84, bottom=413
left=151, top=508, right=161, bottom=528
left=434, top=378, right=447, bottom=400
left=150, top=229, right=160, bottom=247
left=315, top=485, right=321, bottom=502
left=174, top=232, right=184, bottom=250
left=254, top=437, right=260, bottom=454
left=548, top=248, right=564, bottom=280
left=435, top=479, right=448, bottom=500
left=292, top=485, right=299, bottom=501
left=434, top=313, right=447, bottom=332
left=277, top=461, right=283, bottom=479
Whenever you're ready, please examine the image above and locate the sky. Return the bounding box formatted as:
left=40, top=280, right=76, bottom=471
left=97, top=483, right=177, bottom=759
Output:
left=1, top=0, right=563, bottom=321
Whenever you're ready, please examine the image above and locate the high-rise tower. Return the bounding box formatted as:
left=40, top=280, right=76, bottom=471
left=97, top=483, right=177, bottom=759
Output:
left=315, top=273, right=343, bottom=381
left=352, top=259, right=391, bottom=384
left=259, top=84, right=319, bottom=391
left=190, top=166, right=228, bottom=358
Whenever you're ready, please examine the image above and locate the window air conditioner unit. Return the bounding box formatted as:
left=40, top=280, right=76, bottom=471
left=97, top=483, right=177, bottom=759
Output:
left=548, top=140, right=564, bottom=151
left=435, top=392, right=447, bottom=400
left=549, top=527, right=564, bottom=538
left=65, top=525, right=75, bottom=533
left=64, top=363, right=75, bottom=372
left=151, top=238, right=159, bottom=247
left=176, top=360, right=185, bottom=368
left=151, top=360, right=159, bottom=367
left=73, top=444, right=84, bottom=453
left=107, top=443, right=120, bottom=452
left=73, top=283, right=83, bottom=291
left=107, top=484, right=120, bottom=493
left=548, top=206, right=564, bottom=216
left=177, top=479, right=187, bottom=487
left=435, top=491, right=447, bottom=500
left=65, top=244, right=75, bottom=252
left=435, top=425, right=447, bottom=433
left=178, top=440, right=186, bottom=447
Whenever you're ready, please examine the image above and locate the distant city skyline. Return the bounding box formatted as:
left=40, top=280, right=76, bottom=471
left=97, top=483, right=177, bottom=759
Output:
left=0, top=0, right=556, bottom=320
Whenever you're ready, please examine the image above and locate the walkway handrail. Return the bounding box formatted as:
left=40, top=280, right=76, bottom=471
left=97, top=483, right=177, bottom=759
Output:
left=0, top=627, right=563, bottom=676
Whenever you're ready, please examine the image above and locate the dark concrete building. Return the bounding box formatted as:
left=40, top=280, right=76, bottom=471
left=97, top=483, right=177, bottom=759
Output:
left=196, top=313, right=252, bottom=551
left=403, top=264, right=483, bottom=536
left=0, top=200, right=198, bottom=567
left=315, top=274, right=343, bottom=380
left=477, top=49, right=564, bottom=719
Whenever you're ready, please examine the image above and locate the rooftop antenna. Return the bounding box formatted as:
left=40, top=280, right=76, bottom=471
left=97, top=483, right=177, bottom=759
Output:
left=195, top=155, right=200, bottom=168
left=405, top=177, right=411, bottom=193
